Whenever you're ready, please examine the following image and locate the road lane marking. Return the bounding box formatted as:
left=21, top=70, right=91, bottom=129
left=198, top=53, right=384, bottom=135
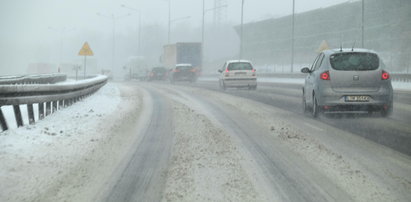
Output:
left=304, top=123, right=324, bottom=132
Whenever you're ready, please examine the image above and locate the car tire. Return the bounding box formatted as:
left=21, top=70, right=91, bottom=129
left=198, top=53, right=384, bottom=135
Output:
left=221, top=81, right=226, bottom=91
left=381, top=103, right=393, bottom=117
left=302, top=92, right=308, bottom=114
left=312, top=96, right=319, bottom=118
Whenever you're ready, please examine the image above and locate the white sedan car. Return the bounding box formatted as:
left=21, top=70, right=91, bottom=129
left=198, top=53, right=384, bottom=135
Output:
left=218, top=60, right=257, bottom=90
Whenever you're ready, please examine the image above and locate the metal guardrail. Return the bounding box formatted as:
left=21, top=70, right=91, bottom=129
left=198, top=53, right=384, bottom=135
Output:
left=202, top=72, right=411, bottom=82
left=0, top=73, right=67, bottom=85
left=0, top=75, right=108, bottom=131
left=257, top=73, right=411, bottom=80
left=392, top=74, right=411, bottom=83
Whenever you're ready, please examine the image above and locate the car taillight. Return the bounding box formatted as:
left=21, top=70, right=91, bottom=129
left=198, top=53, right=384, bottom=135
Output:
left=173, top=69, right=180, bottom=73
left=252, top=69, right=255, bottom=72
left=223, top=69, right=229, bottom=77
left=382, top=70, right=390, bottom=80
left=320, top=71, right=330, bottom=80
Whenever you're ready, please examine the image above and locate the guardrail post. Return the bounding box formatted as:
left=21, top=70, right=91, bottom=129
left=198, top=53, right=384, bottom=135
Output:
left=59, top=100, right=63, bottom=109
left=0, top=107, right=8, bottom=131
left=27, top=104, right=35, bottom=124
left=46, top=102, right=51, bottom=116
left=39, top=102, right=44, bottom=120
left=52, top=101, right=58, bottom=113
left=13, top=105, right=23, bottom=127
left=64, top=99, right=69, bottom=107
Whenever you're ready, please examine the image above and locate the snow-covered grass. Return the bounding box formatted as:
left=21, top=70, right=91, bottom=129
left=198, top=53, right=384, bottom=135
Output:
left=0, top=83, right=122, bottom=201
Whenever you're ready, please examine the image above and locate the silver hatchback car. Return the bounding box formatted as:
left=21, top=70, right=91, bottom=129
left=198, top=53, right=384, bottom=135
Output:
left=301, top=48, right=393, bottom=117
left=218, top=60, right=257, bottom=90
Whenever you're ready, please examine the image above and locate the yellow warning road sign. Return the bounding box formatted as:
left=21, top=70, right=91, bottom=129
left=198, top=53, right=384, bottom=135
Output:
left=317, top=40, right=329, bottom=53
left=78, top=42, right=94, bottom=56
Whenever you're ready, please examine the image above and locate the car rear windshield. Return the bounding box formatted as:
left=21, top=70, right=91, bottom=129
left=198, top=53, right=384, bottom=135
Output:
left=330, top=52, right=379, bottom=71
left=153, top=67, right=166, bottom=72
left=176, top=66, right=193, bottom=70
left=227, top=62, right=253, bottom=71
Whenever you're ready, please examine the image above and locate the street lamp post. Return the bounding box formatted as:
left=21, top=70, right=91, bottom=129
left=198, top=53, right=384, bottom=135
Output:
left=97, top=12, right=131, bottom=78
left=202, top=2, right=227, bottom=67
left=361, top=0, right=365, bottom=48
left=168, top=0, right=171, bottom=44
left=240, top=0, right=244, bottom=59
left=165, top=0, right=190, bottom=44
left=48, top=27, right=74, bottom=72
left=202, top=0, right=205, bottom=52
left=121, top=4, right=142, bottom=56
left=168, top=16, right=191, bottom=43
left=291, top=0, right=295, bottom=73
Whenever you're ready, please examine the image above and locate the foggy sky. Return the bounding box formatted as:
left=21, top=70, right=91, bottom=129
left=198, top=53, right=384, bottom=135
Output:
left=0, top=0, right=350, bottom=75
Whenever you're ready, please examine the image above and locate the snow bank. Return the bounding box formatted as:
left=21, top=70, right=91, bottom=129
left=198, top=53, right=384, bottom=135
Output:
left=162, top=100, right=272, bottom=202
left=0, top=83, right=121, bottom=201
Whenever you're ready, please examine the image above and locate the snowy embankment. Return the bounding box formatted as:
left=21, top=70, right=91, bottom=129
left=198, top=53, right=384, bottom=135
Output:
left=0, top=83, right=144, bottom=201
left=198, top=76, right=411, bottom=91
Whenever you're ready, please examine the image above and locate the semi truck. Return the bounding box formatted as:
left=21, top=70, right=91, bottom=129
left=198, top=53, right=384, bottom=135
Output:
left=162, top=42, right=202, bottom=71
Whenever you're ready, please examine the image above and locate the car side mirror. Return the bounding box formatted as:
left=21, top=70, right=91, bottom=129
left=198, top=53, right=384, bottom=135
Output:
left=301, top=67, right=311, bottom=73
left=218, top=69, right=223, bottom=73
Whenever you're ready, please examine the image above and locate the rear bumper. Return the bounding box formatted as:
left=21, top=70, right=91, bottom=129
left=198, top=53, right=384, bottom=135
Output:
left=149, top=76, right=166, bottom=80
left=172, top=73, right=196, bottom=81
left=321, top=104, right=390, bottom=113
left=223, top=78, right=257, bottom=87
left=316, top=87, right=393, bottom=111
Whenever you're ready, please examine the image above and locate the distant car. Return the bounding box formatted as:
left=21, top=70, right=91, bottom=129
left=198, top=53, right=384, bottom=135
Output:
left=218, top=60, right=257, bottom=90
left=301, top=48, right=393, bottom=117
left=129, top=71, right=146, bottom=81
left=147, top=67, right=168, bottom=81
left=169, top=64, right=197, bottom=83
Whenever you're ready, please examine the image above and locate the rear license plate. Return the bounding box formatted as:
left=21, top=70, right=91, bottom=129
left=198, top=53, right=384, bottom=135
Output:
left=345, top=95, right=370, bottom=102
left=235, top=72, right=246, bottom=75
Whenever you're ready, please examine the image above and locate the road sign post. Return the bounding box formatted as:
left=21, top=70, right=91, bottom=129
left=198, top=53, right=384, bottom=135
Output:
left=78, top=42, right=94, bottom=79
left=84, top=56, right=87, bottom=79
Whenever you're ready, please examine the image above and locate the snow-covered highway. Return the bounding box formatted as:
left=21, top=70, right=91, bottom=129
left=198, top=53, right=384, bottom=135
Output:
left=1, top=81, right=411, bottom=201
